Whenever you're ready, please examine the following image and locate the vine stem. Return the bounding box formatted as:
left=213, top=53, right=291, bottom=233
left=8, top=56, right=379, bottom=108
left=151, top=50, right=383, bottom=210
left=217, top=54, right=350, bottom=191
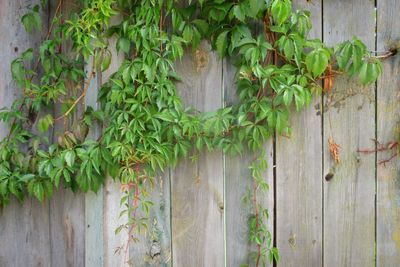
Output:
left=55, top=55, right=96, bottom=121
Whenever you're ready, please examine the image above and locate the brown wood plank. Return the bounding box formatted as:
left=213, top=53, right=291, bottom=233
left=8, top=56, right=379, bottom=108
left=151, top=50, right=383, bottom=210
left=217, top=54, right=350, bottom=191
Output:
left=376, top=0, right=400, bottom=265
left=275, top=1, right=323, bottom=266
left=323, top=1, right=376, bottom=266
left=0, top=0, right=51, bottom=266
left=171, top=41, right=224, bottom=266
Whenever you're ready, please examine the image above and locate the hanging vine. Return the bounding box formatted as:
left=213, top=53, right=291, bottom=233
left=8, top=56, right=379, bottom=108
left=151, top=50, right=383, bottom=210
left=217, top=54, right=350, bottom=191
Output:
left=0, top=0, right=385, bottom=265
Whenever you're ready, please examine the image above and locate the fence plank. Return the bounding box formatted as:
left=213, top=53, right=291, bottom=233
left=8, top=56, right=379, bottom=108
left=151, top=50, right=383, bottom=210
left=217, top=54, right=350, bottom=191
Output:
left=224, top=58, right=275, bottom=266
left=84, top=54, right=104, bottom=267
left=275, top=1, right=323, bottom=266
left=98, top=29, right=131, bottom=267
left=171, top=42, right=224, bottom=266
left=0, top=1, right=52, bottom=267
left=48, top=1, right=86, bottom=266
left=129, top=172, right=172, bottom=266
left=377, top=0, right=400, bottom=265
left=323, top=1, right=376, bottom=266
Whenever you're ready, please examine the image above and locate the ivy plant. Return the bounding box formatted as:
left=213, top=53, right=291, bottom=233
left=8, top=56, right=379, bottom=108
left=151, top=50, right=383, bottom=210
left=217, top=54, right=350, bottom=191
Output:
left=0, top=0, right=383, bottom=265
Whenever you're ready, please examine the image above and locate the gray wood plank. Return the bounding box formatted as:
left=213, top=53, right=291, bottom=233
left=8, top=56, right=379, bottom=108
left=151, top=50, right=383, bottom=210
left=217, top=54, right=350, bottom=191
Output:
left=224, top=57, right=274, bottom=267
left=275, top=1, right=323, bottom=266
left=323, top=1, right=376, bottom=266
left=129, top=172, right=172, bottom=266
left=100, top=25, right=131, bottom=267
left=48, top=1, right=86, bottom=266
left=0, top=1, right=52, bottom=267
left=376, top=0, right=400, bottom=265
left=171, top=41, right=224, bottom=266
left=84, top=44, right=104, bottom=267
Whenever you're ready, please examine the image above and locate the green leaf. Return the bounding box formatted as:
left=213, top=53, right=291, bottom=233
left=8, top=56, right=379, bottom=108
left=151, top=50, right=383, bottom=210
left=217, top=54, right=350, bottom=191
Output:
left=21, top=6, right=42, bottom=33
left=249, top=0, right=265, bottom=18
left=233, top=5, right=245, bottom=22
left=117, top=37, right=130, bottom=54
left=38, top=114, right=54, bottom=133
left=102, top=49, right=112, bottom=71
left=11, top=60, right=25, bottom=87
left=271, top=0, right=291, bottom=25
left=182, top=25, right=193, bottom=43
left=359, top=60, right=382, bottom=85
left=335, top=42, right=352, bottom=70
left=65, top=150, right=76, bottom=167
left=216, top=30, right=229, bottom=58
left=305, top=48, right=330, bottom=77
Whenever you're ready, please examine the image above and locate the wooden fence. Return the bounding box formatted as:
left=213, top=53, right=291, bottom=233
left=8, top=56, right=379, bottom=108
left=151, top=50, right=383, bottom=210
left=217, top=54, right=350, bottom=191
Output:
left=0, top=0, right=399, bottom=266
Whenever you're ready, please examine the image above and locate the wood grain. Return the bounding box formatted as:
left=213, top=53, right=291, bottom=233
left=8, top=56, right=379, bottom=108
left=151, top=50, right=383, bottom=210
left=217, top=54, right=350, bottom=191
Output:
left=84, top=51, right=104, bottom=267
left=99, top=23, right=131, bottom=267
left=171, top=41, right=224, bottom=267
left=376, top=0, right=400, bottom=265
left=129, top=172, right=172, bottom=267
left=49, top=1, right=86, bottom=266
left=224, top=57, right=275, bottom=266
left=323, top=1, right=376, bottom=266
left=0, top=1, right=52, bottom=267
left=275, top=1, right=323, bottom=266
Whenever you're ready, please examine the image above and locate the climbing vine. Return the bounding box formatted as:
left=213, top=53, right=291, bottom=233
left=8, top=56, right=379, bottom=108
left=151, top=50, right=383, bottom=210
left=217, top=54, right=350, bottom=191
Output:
left=0, top=0, right=383, bottom=265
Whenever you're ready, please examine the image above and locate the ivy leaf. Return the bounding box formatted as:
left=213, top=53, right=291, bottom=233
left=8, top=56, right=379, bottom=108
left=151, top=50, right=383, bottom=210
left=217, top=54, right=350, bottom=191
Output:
left=38, top=114, right=54, bottom=133
left=271, top=0, right=291, bottom=25
left=335, top=42, right=352, bottom=70
left=22, top=48, right=34, bottom=61
left=117, top=37, right=130, bottom=54
left=11, top=60, right=25, bottom=87
left=102, top=49, right=112, bottom=71
left=65, top=150, right=76, bottom=167
left=359, top=60, right=382, bottom=85
left=305, top=48, right=330, bottom=78
left=249, top=0, right=265, bottom=18
left=183, top=25, right=194, bottom=43
left=233, top=5, right=246, bottom=22
left=216, top=30, right=229, bottom=58
left=21, top=5, right=42, bottom=33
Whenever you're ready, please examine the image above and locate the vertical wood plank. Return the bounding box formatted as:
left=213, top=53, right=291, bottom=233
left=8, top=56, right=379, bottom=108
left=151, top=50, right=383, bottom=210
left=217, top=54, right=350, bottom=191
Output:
left=84, top=56, right=104, bottom=267
left=129, top=172, right=172, bottom=266
left=275, top=1, right=323, bottom=266
left=323, top=1, right=376, bottom=266
left=100, top=28, right=129, bottom=267
left=377, top=0, right=400, bottom=265
left=224, top=58, right=274, bottom=266
left=49, top=1, right=86, bottom=266
left=171, top=42, right=224, bottom=266
left=0, top=1, right=52, bottom=267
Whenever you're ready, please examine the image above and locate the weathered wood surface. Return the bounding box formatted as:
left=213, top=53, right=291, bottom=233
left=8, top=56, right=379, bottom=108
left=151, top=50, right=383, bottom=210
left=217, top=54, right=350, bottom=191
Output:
left=49, top=1, right=86, bottom=266
left=224, top=57, right=275, bottom=267
left=172, top=42, right=224, bottom=266
left=129, top=172, right=172, bottom=266
left=323, top=0, right=376, bottom=266
left=276, top=1, right=323, bottom=266
left=0, top=1, right=52, bottom=266
left=2, top=1, right=400, bottom=267
left=377, top=0, right=400, bottom=265
left=100, top=26, right=130, bottom=267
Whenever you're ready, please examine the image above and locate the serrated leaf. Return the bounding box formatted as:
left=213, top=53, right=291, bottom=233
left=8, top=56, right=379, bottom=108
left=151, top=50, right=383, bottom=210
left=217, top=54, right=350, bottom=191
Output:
left=65, top=150, right=76, bottom=167
left=38, top=114, right=54, bottom=133
left=271, top=0, right=291, bottom=25
left=117, top=37, right=130, bottom=54
left=305, top=49, right=330, bottom=78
